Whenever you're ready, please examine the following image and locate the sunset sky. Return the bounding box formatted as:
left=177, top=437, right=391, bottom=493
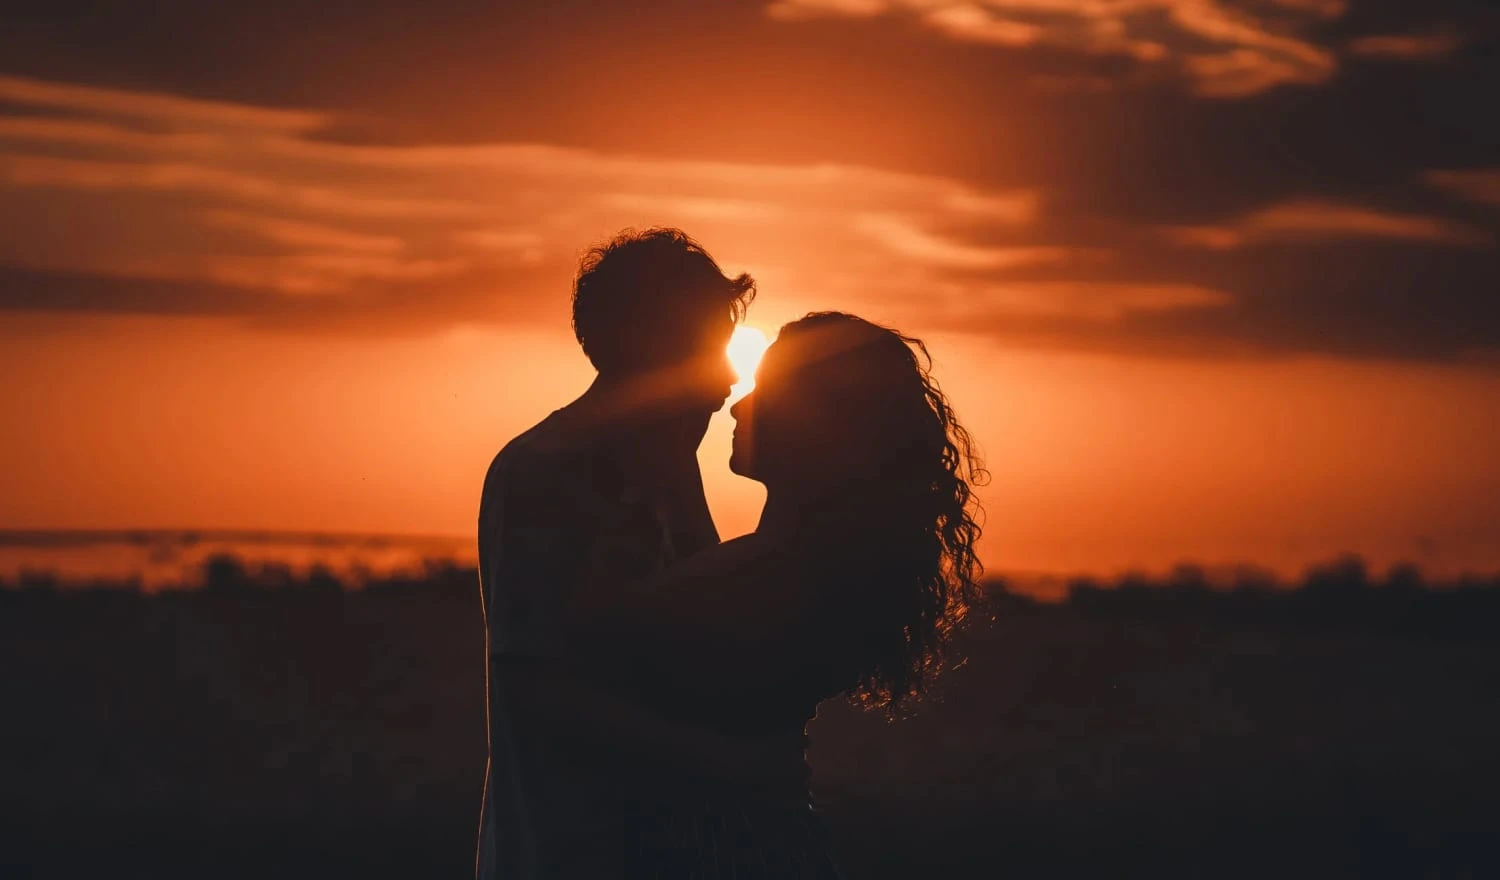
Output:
left=2, top=0, right=1498, bottom=578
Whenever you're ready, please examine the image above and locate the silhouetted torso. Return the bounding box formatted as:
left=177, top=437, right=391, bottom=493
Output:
left=476, top=409, right=719, bottom=879
left=580, top=534, right=869, bottom=745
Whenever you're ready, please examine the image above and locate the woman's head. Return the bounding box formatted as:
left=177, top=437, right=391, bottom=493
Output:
left=730, top=312, right=985, bottom=711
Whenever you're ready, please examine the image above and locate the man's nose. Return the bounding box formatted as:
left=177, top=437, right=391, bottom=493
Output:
left=714, top=358, right=736, bottom=399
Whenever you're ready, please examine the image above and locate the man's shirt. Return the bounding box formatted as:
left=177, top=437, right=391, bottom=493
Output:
left=475, top=410, right=718, bottom=880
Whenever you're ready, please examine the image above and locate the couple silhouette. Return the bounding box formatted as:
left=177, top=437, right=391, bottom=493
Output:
left=476, top=228, right=984, bottom=879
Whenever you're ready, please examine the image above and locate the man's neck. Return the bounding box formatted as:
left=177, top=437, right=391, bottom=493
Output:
left=568, top=375, right=704, bottom=484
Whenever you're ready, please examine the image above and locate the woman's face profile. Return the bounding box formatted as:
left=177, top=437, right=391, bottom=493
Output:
left=727, top=348, right=773, bottom=481
left=729, top=337, right=801, bottom=483
left=729, top=330, right=868, bottom=487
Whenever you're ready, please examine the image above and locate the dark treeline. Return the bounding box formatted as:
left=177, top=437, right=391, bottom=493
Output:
left=0, top=553, right=477, bottom=598
left=992, top=556, right=1500, bottom=638
left=6, top=551, right=1499, bottom=638
left=4, top=550, right=1499, bottom=878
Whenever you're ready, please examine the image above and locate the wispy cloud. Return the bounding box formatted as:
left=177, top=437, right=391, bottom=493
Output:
left=0, top=154, right=486, bottom=219
left=0, top=72, right=1493, bottom=360
left=0, top=75, right=1057, bottom=323
left=125, top=253, right=474, bottom=297
left=766, top=0, right=1341, bottom=96
left=0, top=75, right=326, bottom=132
left=767, top=0, right=889, bottom=17
left=853, top=213, right=1073, bottom=269
left=1426, top=169, right=1500, bottom=207
left=1347, top=30, right=1462, bottom=61
left=970, top=281, right=1232, bottom=321
left=202, top=211, right=407, bottom=254
left=1162, top=199, right=1490, bottom=249
left=604, top=193, right=782, bottom=222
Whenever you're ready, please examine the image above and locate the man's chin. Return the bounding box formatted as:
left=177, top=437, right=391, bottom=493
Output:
left=678, top=398, right=726, bottom=422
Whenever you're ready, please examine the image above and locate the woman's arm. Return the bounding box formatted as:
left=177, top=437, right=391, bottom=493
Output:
left=566, top=537, right=825, bottom=701
left=500, top=656, right=808, bottom=795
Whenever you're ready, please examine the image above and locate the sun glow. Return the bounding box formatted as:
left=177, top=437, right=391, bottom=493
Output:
left=727, top=325, right=770, bottom=399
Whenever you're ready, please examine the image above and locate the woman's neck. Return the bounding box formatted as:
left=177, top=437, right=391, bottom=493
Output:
left=758, top=472, right=921, bottom=544
left=757, top=483, right=866, bottom=540
left=755, top=489, right=803, bottom=537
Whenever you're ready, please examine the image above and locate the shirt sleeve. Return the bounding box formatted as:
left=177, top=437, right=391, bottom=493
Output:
left=479, top=450, right=592, bottom=661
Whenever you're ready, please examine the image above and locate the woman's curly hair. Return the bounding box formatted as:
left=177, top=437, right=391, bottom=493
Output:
left=776, top=312, right=986, bottom=715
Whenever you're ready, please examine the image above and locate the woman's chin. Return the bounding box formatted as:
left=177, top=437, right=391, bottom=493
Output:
left=728, top=448, right=754, bottom=480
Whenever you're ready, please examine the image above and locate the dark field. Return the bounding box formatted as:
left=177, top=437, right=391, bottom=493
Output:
left=2, top=558, right=1498, bottom=879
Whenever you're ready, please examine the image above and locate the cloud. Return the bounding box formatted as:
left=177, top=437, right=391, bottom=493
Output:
left=202, top=211, right=407, bottom=254
left=1269, top=0, right=1345, bottom=16
left=966, top=281, right=1233, bottom=321
left=853, top=213, right=1072, bottom=269
left=132, top=253, right=474, bottom=297
left=0, top=70, right=1494, bottom=361
left=1347, top=30, right=1462, bottom=61
left=765, top=0, right=1340, bottom=96
left=767, top=0, right=890, bottom=17
left=1160, top=225, right=1247, bottom=250
left=942, top=189, right=1039, bottom=223
left=603, top=194, right=781, bottom=222
left=1245, top=201, right=1487, bottom=245
left=0, top=154, right=487, bottom=220
left=0, top=115, right=231, bottom=154
left=454, top=229, right=547, bottom=263
left=0, top=75, right=326, bottom=132
left=923, top=5, right=1047, bottom=50
left=1426, top=169, right=1500, bottom=207
left=1162, top=199, right=1490, bottom=249
left=1183, top=48, right=1327, bottom=98
left=0, top=75, right=1056, bottom=325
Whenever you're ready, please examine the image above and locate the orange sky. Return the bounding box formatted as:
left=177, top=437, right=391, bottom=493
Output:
left=2, top=1, right=1498, bottom=578
left=4, top=309, right=1497, bottom=578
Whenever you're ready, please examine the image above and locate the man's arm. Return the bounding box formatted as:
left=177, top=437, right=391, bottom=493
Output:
left=663, top=454, right=720, bottom=556
left=484, top=452, right=802, bottom=794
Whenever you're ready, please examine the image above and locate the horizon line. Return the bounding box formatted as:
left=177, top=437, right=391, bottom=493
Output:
left=2, top=529, right=1496, bottom=582
left=0, top=527, right=472, bottom=548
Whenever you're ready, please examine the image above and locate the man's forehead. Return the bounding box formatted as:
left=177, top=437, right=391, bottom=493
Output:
left=659, top=307, right=735, bottom=338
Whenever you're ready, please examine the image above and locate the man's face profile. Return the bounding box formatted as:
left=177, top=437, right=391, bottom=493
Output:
left=666, top=311, right=736, bottom=417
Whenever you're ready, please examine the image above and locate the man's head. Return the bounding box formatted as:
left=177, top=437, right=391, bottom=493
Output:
left=572, top=228, right=754, bottom=420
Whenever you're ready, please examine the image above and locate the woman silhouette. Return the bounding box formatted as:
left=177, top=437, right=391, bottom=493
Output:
left=570, top=311, right=985, bottom=878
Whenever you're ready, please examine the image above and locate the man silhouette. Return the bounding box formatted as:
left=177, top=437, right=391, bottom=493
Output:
left=475, top=229, right=777, bottom=880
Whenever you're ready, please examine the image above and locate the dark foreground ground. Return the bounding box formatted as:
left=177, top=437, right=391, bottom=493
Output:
left=2, top=559, right=1498, bottom=878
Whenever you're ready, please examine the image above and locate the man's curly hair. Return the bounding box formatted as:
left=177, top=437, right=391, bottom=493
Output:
left=572, top=228, right=755, bottom=374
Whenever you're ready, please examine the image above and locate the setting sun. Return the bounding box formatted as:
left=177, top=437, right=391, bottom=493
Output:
left=727, top=326, right=770, bottom=396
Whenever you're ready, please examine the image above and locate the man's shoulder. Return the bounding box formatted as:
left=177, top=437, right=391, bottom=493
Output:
left=482, top=412, right=618, bottom=514
left=487, top=412, right=560, bottom=467
left=487, top=414, right=579, bottom=482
